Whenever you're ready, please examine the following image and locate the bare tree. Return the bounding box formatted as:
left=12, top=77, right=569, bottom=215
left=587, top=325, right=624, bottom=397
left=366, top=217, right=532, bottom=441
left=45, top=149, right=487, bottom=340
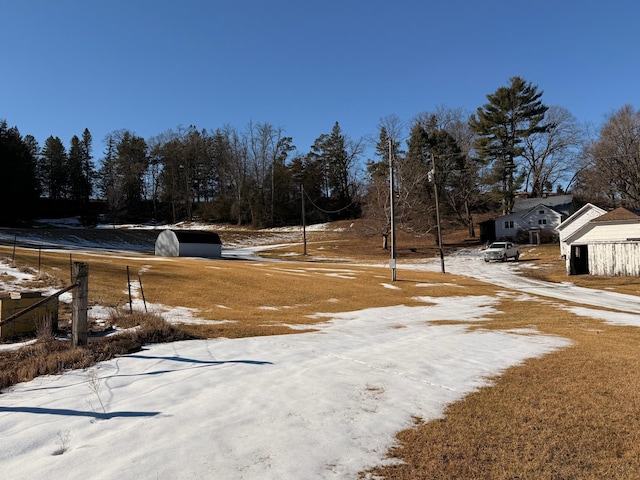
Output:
left=246, top=122, right=294, bottom=226
left=361, top=117, right=406, bottom=248
left=577, top=105, right=640, bottom=209
left=378, top=114, right=406, bottom=148
left=521, top=106, right=584, bottom=196
left=361, top=171, right=392, bottom=248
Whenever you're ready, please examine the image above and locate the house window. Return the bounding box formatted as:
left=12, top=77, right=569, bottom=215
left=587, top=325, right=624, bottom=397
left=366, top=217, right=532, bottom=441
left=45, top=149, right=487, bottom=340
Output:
left=539, top=210, right=545, bottom=214
left=538, top=219, right=547, bottom=225
left=504, top=220, right=514, bottom=229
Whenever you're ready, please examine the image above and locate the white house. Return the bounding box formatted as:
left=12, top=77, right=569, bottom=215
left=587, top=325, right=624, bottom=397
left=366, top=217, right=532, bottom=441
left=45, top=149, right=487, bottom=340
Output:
left=155, top=230, right=222, bottom=258
left=557, top=203, right=607, bottom=259
left=493, top=195, right=574, bottom=243
left=495, top=204, right=563, bottom=243
left=563, top=207, right=640, bottom=276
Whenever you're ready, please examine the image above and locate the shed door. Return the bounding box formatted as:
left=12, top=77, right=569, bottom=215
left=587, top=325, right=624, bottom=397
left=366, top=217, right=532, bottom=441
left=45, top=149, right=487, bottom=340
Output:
left=570, top=245, right=589, bottom=275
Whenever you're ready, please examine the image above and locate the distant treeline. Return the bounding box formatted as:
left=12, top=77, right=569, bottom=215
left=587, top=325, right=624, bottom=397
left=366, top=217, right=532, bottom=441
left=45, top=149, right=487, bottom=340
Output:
left=2, top=77, right=639, bottom=235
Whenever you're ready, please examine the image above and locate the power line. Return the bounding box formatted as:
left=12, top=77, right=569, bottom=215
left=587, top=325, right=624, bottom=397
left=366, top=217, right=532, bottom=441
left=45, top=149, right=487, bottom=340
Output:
left=302, top=188, right=357, bottom=215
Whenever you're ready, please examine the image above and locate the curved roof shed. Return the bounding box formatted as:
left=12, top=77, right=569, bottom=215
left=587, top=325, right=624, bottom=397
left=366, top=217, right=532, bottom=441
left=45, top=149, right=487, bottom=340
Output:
left=155, top=230, right=222, bottom=258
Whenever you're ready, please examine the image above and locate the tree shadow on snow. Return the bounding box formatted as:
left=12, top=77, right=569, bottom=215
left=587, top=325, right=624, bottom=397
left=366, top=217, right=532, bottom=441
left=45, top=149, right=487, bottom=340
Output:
left=0, top=406, right=159, bottom=419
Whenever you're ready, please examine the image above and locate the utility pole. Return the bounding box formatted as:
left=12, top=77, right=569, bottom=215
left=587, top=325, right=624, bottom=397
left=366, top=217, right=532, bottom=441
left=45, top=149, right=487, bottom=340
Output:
left=301, top=184, right=307, bottom=255
left=389, top=139, right=397, bottom=281
left=271, top=161, right=275, bottom=225
left=431, top=153, right=445, bottom=273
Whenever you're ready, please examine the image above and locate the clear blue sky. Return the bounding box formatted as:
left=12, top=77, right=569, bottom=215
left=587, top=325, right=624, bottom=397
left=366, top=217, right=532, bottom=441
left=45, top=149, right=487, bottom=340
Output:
left=2, top=0, right=638, bottom=163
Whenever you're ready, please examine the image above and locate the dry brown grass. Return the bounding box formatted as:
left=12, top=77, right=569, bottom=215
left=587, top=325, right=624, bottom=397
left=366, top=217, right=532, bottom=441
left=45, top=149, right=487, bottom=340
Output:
left=366, top=298, right=640, bottom=479
left=258, top=220, right=480, bottom=263
left=0, top=241, right=493, bottom=339
left=0, top=310, right=192, bottom=391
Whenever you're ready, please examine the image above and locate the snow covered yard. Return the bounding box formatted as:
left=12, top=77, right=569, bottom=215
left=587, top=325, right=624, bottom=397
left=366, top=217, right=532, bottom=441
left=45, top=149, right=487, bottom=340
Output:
left=1, top=290, right=569, bottom=479
left=2, top=233, right=640, bottom=479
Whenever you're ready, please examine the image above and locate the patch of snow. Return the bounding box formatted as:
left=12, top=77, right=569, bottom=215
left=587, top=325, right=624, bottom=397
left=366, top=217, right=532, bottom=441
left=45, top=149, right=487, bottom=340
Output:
left=0, top=295, right=570, bottom=480
left=563, top=306, right=640, bottom=327
left=0, top=339, right=37, bottom=352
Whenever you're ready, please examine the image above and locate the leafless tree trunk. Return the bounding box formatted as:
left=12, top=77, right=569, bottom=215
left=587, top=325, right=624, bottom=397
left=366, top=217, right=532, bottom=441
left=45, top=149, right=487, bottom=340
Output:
left=579, top=105, right=640, bottom=209
left=521, top=106, right=584, bottom=196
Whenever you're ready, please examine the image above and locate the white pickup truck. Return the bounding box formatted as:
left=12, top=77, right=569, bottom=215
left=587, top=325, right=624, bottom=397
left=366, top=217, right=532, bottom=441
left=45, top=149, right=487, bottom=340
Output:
left=484, top=242, right=520, bottom=262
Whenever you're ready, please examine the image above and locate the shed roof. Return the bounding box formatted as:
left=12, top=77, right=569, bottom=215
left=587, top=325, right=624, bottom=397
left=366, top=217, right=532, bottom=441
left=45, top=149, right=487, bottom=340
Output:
left=592, top=207, right=640, bottom=222
left=171, top=230, right=222, bottom=244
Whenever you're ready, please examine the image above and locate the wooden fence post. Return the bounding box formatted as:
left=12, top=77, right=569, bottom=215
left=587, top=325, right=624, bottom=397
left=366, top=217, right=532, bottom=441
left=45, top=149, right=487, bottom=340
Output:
left=126, top=266, right=133, bottom=313
left=72, top=262, right=89, bottom=348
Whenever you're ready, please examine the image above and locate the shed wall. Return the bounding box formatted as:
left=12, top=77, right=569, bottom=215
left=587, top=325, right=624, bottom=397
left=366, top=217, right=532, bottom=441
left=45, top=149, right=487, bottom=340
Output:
left=588, top=242, right=640, bottom=276
left=575, top=223, right=640, bottom=243
left=559, top=207, right=606, bottom=258
left=179, top=243, right=222, bottom=258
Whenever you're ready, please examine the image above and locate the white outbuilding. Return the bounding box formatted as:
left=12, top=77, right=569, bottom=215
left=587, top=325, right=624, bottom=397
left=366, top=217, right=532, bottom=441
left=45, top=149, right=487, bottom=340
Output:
left=557, top=203, right=607, bottom=259
left=562, top=207, right=640, bottom=276
left=155, top=230, right=222, bottom=258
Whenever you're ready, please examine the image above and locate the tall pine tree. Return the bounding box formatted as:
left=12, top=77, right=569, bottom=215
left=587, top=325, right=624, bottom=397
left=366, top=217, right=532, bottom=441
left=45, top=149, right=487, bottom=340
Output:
left=41, top=136, right=68, bottom=200
left=68, top=135, right=91, bottom=203
left=0, top=121, right=38, bottom=223
left=470, top=76, right=549, bottom=213
left=308, top=122, right=361, bottom=219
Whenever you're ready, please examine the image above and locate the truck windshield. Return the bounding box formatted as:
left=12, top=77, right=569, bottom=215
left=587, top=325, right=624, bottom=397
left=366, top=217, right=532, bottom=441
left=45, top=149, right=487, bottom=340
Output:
left=489, top=243, right=506, bottom=248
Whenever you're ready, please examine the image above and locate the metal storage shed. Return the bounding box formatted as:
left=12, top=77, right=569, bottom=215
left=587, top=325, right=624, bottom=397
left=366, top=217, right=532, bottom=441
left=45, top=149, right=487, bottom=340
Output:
left=155, top=230, right=222, bottom=258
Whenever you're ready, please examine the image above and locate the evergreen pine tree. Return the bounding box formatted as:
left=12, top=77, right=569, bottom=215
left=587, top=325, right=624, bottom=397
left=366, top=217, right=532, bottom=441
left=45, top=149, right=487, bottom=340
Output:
left=470, top=76, right=549, bottom=213
left=0, top=120, right=38, bottom=222
left=41, top=136, right=68, bottom=200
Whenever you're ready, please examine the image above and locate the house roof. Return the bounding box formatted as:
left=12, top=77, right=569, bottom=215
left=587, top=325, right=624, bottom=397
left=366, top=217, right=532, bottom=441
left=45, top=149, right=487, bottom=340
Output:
left=512, top=195, right=573, bottom=214
left=591, top=207, right=640, bottom=222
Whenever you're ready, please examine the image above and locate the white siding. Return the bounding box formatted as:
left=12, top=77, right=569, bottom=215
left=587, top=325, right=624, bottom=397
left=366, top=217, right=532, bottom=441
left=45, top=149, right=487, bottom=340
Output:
left=494, top=207, right=562, bottom=240
left=494, top=212, right=522, bottom=239
left=558, top=205, right=606, bottom=258
left=573, top=223, right=640, bottom=243
left=521, top=208, right=562, bottom=233
left=589, top=242, right=640, bottom=276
